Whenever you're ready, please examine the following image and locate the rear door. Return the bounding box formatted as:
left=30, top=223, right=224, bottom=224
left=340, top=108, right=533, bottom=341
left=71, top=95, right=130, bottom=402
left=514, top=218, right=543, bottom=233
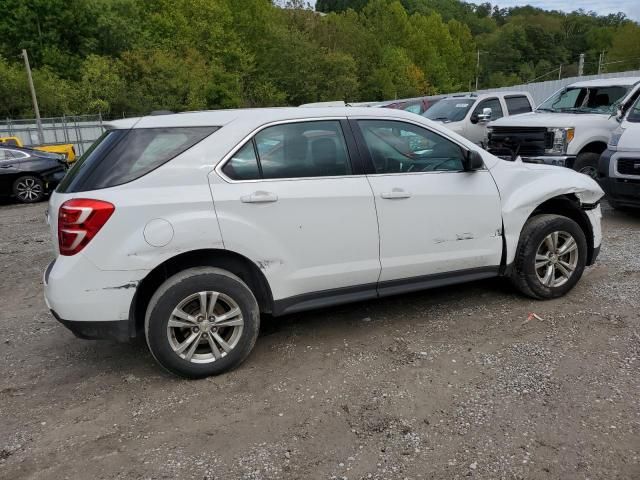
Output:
left=210, top=119, right=381, bottom=308
left=351, top=118, right=503, bottom=289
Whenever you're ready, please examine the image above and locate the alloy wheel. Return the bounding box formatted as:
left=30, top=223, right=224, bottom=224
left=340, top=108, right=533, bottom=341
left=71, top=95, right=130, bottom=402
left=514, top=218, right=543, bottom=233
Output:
left=534, top=231, right=579, bottom=288
left=166, top=291, right=244, bottom=363
left=16, top=177, right=43, bottom=202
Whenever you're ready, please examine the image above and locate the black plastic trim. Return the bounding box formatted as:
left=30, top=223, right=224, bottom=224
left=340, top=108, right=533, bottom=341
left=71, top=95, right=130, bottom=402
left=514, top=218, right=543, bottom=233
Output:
left=272, top=266, right=500, bottom=316
left=51, top=310, right=131, bottom=342
left=340, top=119, right=366, bottom=175
left=377, top=267, right=499, bottom=298
left=272, top=283, right=378, bottom=316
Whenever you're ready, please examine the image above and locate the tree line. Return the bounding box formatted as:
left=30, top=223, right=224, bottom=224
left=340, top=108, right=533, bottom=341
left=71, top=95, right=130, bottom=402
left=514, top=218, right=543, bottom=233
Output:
left=1, top=0, right=639, bottom=118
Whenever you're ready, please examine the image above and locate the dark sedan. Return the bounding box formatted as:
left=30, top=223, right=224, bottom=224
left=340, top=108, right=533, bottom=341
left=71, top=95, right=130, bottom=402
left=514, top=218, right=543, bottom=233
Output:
left=0, top=146, right=67, bottom=203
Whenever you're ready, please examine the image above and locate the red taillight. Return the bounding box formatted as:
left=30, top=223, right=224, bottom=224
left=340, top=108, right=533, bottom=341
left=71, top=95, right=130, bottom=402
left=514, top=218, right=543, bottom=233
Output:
left=58, top=199, right=115, bottom=256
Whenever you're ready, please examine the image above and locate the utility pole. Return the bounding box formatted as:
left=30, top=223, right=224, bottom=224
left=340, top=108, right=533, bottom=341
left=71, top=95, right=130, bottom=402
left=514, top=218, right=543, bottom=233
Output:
left=558, top=64, right=562, bottom=80
left=475, top=49, right=481, bottom=91
left=21, top=49, right=44, bottom=145
left=578, top=53, right=585, bottom=77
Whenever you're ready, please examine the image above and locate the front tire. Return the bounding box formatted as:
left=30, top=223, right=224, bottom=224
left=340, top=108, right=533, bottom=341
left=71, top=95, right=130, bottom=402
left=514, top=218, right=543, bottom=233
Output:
left=510, top=214, right=587, bottom=299
left=145, top=267, right=260, bottom=379
left=573, top=152, right=600, bottom=179
left=13, top=175, right=45, bottom=203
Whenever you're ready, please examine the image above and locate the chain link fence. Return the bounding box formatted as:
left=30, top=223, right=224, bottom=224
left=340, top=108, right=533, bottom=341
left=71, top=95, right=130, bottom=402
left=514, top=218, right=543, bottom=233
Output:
left=0, top=114, right=106, bottom=156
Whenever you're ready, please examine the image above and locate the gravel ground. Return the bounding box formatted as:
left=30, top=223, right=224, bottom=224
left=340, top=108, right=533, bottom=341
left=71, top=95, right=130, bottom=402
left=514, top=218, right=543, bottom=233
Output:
left=0, top=200, right=638, bottom=480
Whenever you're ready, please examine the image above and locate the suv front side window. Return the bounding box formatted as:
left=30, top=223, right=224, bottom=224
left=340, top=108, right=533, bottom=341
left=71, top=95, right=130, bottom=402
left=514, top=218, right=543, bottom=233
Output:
left=357, top=120, right=465, bottom=174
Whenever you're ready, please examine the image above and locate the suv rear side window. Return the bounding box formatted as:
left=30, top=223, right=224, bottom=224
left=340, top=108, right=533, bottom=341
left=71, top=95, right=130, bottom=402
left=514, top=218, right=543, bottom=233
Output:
left=505, top=96, right=532, bottom=115
left=57, top=127, right=217, bottom=192
left=221, top=121, right=352, bottom=180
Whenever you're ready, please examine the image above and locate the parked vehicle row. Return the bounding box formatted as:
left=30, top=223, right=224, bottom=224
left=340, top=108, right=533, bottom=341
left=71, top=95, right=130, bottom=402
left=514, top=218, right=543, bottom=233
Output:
left=422, top=92, right=534, bottom=145
left=43, top=107, right=604, bottom=378
left=486, top=77, right=640, bottom=179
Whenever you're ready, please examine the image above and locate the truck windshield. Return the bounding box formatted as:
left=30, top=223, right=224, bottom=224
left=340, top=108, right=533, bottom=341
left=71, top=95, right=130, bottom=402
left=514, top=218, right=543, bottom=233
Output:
left=423, top=98, right=474, bottom=123
left=537, top=86, right=629, bottom=114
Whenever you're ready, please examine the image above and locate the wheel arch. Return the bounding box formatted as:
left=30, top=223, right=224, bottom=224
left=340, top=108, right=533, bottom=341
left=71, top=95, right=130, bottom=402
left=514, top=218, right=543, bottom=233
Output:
left=578, top=141, right=608, bottom=155
left=129, top=248, right=274, bottom=338
left=524, top=194, right=595, bottom=264
left=566, top=141, right=607, bottom=169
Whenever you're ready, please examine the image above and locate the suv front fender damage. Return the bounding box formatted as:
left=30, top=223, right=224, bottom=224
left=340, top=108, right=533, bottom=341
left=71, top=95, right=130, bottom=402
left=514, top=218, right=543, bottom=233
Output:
left=487, top=159, right=604, bottom=267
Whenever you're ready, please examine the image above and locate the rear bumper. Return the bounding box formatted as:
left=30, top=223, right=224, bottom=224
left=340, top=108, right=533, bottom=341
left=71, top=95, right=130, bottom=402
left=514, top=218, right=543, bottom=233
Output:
left=51, top=310, right=130, bottom=342
left=43, top=256, right=148, bottom=337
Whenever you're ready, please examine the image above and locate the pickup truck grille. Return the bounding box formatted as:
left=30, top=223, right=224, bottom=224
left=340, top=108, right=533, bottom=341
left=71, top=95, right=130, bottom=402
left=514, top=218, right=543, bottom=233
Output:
left=488, top=127, right=551, bottom=158
left=617, top=158, right=640, bottom=176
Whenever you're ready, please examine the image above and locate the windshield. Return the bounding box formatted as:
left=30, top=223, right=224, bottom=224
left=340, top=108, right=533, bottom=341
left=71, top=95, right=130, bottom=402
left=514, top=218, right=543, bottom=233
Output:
left=537, top=86, right=629, bottom=114
left=423, top=98, right=474, bottom=122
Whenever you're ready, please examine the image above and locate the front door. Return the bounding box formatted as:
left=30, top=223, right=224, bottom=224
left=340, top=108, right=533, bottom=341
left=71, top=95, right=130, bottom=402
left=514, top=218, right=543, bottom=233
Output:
left=467, top=97, right=505, bottom=145
left=352, top=118, right=503, bottom=287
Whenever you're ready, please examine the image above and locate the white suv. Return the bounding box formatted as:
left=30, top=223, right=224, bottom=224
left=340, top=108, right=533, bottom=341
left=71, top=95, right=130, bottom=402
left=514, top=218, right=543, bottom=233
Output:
left=44, top=108, right=604, bottom=378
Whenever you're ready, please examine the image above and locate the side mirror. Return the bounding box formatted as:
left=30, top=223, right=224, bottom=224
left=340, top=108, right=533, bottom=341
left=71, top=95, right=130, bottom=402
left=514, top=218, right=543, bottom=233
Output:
left=464, top=150, right=484, bottom=171
left=477, top=107, right=492, bottom=123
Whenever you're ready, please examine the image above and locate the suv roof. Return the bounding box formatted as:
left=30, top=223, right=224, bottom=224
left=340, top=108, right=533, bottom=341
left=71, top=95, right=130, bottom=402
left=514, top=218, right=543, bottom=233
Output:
left=568, top=77, right=640, bottom=88
left=105, top=107, right=425, bottom=130
left=444, top=91, right=531, bottom=100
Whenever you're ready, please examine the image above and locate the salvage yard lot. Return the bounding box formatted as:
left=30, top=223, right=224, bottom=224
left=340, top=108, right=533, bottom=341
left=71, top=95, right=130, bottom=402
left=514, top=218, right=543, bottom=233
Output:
left=0, top=200, right=638, bottom=480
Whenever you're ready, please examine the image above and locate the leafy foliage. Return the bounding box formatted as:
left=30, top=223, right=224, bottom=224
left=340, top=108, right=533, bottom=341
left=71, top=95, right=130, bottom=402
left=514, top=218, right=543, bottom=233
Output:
left=0, top=0, right=637, bottom=118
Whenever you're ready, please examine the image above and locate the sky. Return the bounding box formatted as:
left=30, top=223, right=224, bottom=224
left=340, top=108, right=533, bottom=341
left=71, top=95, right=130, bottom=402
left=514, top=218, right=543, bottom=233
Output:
left=467, top=1, right=640, bottom=21
left=306, top=1, right=640, bottom=21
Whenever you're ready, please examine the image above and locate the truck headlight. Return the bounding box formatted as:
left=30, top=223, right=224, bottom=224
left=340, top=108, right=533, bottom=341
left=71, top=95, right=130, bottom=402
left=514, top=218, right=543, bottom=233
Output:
left=546, top=127, right=574, bottom=155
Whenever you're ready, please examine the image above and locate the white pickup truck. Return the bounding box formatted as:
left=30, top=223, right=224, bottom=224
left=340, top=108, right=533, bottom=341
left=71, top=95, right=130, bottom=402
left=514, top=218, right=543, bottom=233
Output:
left=422, top=92, right=535, bottom=145
left=487, top=77, right=640, bottom=178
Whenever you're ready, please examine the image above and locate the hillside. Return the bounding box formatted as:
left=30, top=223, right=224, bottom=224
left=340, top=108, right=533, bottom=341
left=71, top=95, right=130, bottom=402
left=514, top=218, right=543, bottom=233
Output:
left=1, top=0, right=638, bottom=117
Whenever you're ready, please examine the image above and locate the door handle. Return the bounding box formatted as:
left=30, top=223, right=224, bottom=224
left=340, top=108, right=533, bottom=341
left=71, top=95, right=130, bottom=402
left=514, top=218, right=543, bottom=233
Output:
left=241, top=191, right=278, bottom=203
left=381, top=189, right=411, bottom=199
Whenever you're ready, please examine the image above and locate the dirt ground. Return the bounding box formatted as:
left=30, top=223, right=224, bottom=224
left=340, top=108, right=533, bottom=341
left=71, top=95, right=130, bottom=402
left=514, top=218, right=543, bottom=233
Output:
left=0, top=200, right=638, bottom=480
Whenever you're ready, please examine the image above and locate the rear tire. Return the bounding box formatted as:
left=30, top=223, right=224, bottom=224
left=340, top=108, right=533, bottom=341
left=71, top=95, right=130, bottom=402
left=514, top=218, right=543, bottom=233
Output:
left=573, top=152, right=600, bottom=179
left=145, top=267, right=260, bottom=379
left=13, top=175, right=45, bottom=203
left=510, top=214, right=587, bottom=299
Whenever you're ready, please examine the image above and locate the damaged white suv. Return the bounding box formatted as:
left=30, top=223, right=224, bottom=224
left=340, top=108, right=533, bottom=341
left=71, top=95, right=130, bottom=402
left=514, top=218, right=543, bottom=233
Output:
left=44, top=108, right=603, bottom=378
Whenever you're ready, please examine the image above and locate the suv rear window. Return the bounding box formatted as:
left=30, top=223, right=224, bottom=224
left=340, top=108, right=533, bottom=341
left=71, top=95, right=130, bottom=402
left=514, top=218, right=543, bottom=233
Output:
left=505, top=96, right=532, bottom=115
left=57, top=127, right=217, bottom=192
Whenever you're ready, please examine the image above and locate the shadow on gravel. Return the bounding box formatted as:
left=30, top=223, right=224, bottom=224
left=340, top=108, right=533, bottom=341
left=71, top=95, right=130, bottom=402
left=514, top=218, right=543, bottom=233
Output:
left=259, top=276, right=513, bottom=338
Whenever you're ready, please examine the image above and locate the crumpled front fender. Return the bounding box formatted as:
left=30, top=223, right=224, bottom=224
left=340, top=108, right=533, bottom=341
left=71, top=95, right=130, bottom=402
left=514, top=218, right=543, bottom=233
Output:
left=488, top=160, right=604, bottom=265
